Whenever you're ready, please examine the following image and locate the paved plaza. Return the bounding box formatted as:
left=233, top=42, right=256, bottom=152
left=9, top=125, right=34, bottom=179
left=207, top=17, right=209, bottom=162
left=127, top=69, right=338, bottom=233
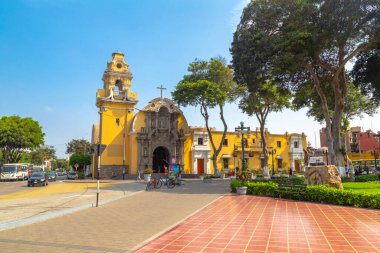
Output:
left=137, top=196, right=380, bottom=253
left=0, top=180, right=229, bottom=253
left=1, top=180, right=380, bottom=253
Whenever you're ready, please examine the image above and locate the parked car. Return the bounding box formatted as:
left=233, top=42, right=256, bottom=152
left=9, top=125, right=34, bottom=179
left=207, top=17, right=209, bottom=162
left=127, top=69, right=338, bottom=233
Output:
left=47, top=172, right=57, bottom=181
left=27, top=172, right=48, bottom=187
left=67, top=171, right=78, bottom=180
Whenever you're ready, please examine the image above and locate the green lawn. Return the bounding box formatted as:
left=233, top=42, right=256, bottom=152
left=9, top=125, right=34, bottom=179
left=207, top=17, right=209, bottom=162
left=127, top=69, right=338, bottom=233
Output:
left=343, top=182, right=380, bottom=194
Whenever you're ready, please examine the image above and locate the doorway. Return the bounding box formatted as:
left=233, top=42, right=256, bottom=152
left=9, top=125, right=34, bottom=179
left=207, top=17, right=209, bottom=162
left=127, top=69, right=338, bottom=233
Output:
left=153, top=146, right=169, bottom=173
left=295, top=160, right=300, bottom=172
left=197, top=159, right=204, bottom=174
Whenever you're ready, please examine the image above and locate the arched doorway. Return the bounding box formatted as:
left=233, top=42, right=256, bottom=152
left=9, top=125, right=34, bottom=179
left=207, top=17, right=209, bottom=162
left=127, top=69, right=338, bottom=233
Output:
left=153, top=146, right=169, bottom=173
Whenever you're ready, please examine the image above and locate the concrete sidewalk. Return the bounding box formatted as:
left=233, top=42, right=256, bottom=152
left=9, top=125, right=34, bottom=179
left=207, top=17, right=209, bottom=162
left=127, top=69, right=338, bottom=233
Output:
left=0, top=179, right=231, bottom=253
left=0, top=181, right=146, bottom=228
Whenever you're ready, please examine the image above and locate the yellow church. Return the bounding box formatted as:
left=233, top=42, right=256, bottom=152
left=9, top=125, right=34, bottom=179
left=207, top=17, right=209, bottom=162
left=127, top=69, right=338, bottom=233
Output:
left=91, top=52, right=307, bottom=178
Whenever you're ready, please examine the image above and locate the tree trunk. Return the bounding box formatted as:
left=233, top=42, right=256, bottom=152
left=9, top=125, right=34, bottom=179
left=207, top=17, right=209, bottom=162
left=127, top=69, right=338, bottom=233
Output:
left=306, top=64, right=335, bottom=165
left=256, top=108, right=269, bottom=177
left=200, top=105, right=228, bottom=176
left=331, top=68, right=348, bottom=172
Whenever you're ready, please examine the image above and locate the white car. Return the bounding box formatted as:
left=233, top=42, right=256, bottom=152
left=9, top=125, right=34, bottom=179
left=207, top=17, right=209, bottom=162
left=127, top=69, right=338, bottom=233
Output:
left=67, top=171, right=78, bottom=180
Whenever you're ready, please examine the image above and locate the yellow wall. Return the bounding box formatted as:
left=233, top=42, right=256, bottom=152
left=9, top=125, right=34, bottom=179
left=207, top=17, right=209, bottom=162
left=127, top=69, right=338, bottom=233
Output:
left=99, top=103, right=135, bottom=166
left=92, top=52, right=308, bottom=176
left=204, top=131, right=306, bottom=175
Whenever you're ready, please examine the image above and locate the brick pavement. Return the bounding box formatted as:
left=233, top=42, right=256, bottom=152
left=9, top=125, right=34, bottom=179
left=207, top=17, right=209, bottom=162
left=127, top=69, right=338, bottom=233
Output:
left=0, top=179, right=230, bottom=253
left=136, top=195, right=380, bottom=253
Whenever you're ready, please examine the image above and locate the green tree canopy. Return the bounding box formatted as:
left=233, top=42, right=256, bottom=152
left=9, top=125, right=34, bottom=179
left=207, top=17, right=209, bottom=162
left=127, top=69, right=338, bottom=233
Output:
left=238, top=81, right=291, bottom=176
left=231, top=0, right=379, bottom=167
left=69, top=153, right=91, bottom=171
left=51, top=159, right=69, bottom=170
left=30, top=146, right=56, bottom=166
left=0, top=116, right=44, bottom=163
left=172, top=57, right=242, bottom=175
left=66, top=139, right=91, bottom=154
left=293, top=80, right=378, bottom=123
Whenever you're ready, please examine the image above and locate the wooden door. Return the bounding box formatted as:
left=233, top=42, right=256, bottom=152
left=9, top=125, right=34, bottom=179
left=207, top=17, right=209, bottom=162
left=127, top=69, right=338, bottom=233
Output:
left=197, top=159, right=204, bottom=174
left=295, top=160, right=300, bottom=172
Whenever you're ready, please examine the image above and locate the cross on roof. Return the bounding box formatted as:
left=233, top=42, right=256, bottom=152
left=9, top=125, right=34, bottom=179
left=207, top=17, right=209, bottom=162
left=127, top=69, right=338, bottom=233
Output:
left=156, top=84, right=167, bottom=100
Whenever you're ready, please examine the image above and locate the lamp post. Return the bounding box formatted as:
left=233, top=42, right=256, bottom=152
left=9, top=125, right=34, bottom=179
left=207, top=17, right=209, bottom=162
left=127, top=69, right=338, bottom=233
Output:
left=235, top=122, right=250, bottom=171
left=269, top=147, right=276, bottom=176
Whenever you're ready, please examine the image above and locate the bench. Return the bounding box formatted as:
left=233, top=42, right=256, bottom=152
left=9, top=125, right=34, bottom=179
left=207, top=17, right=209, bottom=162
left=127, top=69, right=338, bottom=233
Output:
left=274, top=181, right=307, bottom=200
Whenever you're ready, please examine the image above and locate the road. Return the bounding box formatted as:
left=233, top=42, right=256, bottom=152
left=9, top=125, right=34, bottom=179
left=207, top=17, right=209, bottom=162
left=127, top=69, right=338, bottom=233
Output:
left=0, top=179, right=231, bottom=253
left=0, top=181, right=28, bottom=196
left=0, top=179, right=147, bottom=229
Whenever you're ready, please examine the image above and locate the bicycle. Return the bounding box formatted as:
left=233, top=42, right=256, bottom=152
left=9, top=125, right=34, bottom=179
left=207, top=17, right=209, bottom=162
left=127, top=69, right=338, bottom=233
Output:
left=146, top=175, right=163, bottom=191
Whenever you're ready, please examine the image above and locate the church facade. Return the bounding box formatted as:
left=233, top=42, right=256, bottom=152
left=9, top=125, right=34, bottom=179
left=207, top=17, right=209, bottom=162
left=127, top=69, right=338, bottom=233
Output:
left=91, top=52, right=307, bottom=178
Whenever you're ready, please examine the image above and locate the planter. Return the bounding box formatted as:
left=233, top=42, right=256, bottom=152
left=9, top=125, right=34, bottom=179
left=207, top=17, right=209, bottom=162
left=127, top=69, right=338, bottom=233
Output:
left=236, top=186, right=247, bottom=195
left=220, top=174, right=225, bottom=179
left=144, top=174, right=151, bottom=182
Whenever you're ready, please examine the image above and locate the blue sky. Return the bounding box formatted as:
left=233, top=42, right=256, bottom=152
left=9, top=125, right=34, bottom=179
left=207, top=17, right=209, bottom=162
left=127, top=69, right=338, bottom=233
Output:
left=0, top=0, right=379, bottom=158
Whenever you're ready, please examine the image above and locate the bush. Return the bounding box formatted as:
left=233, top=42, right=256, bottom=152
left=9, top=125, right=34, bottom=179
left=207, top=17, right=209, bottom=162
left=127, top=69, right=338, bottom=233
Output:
left=230, top=181, right=380, bottom=209
left=355, top=174, right=379, bottom=182
left=341, top=177, right=354, bottom=182
left=253, top=176, right=270, bottom=183
left=251, top=176, right=305, bottom=184
left=245, top=181, right=277, bottom=196
left=230, top=179, right=242, bottom=193
left=271, top=176, right=305, bottom=184
left=77, top=171, right=84, bottom=179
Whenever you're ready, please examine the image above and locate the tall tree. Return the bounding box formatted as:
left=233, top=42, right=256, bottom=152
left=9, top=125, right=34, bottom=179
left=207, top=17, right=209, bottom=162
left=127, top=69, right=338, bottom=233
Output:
left=69, top=153, right=91, bottom=172
left=239, top=81, right=291, bottom=176
left=172, top=58, right=242, bottom=175
left=352, top=46, right=380, bottom=101
left=293, top=81, right=378, bottom=124
left=51, top=158, right=69, bottom=170
left=66, top=139, right=91, bottom=154
left=30, top=146, right=56, bottom=166
left=0, top=116, right=44, bottom=163
left=231, top=0, right=379, bottom=169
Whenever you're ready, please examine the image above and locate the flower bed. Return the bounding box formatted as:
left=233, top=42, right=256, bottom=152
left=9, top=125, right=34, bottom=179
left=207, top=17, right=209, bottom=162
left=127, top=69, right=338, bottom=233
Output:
left=230, top=180, right=380, bottom=209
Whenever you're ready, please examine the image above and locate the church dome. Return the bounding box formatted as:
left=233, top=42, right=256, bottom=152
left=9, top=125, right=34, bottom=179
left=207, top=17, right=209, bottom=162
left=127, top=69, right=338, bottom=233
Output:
left=142, top=98, right=182, bottom=114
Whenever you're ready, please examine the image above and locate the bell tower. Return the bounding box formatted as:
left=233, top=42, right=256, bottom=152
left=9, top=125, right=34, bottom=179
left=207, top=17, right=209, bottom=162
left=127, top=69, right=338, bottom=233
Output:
left=98, top=51, right=138, bottom=102
left=94, top=51, right=138, bottom=179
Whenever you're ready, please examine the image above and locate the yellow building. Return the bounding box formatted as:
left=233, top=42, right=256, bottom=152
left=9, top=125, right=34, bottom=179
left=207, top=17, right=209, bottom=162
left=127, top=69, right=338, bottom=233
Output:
left=91, top=52, right=307, bottom=178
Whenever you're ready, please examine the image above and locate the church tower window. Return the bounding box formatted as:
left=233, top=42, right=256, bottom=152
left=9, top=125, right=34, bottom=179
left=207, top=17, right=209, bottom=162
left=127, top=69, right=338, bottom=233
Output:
left=114, top=79, right=123, bottom=95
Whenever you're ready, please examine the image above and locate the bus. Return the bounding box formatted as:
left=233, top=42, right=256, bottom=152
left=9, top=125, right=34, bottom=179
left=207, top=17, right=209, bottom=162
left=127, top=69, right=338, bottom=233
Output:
left=0, top=163, right=32, bottom=181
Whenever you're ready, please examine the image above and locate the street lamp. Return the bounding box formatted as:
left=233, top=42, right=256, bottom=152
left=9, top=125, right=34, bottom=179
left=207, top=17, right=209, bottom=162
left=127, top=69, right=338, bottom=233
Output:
left=235, top=122, right=250, bottom=171
left=269, top=147, right=276, bottom=176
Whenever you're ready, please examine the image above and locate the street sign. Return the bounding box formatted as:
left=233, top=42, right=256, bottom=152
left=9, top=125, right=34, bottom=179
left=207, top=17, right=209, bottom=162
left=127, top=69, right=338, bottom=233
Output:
left=74, top=163, right=79, bottom=170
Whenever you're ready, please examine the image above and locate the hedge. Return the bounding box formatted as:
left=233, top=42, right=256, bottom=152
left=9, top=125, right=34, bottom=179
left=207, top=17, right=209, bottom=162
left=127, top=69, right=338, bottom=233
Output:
left=230, top=180, right=380, bottom=209
left=354, top=174, right=379, bottom=182
left=252, top=176, right=305, bottom=185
